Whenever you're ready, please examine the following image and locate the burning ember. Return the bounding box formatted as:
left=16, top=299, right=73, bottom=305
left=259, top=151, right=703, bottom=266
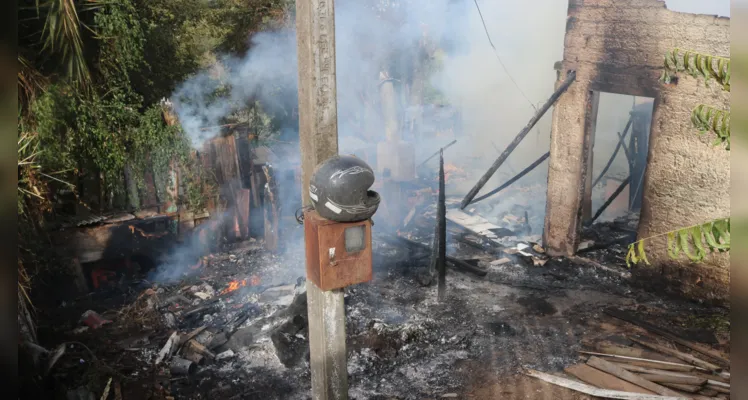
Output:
left=128, top=225, right=168, bottom=238
left=220, top=275, right=261, bottom=294
left=222, top=279, right=247, bottom=294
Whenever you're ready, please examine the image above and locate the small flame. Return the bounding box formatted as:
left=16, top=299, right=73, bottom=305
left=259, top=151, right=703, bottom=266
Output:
left=220, top=275, right=261, bottom=294
left=128, top=224, right=168, bottom=238
left=221, top=279, right=247, bottom=294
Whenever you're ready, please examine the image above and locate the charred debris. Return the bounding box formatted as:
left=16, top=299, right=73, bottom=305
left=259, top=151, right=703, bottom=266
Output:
left=21, top=0, right=732, bottom=398
left=21, top=108, right=729, bottom=399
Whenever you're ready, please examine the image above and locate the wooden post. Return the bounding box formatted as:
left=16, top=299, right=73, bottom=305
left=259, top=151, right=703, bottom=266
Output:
left=296, top=1, right=348, bottom=399
left=124, top=164, right=140, bottom=210
left=262, top=165, right=280, bottom=252
left=437, top=149, right=447, bottom=301
left=379, top=71, right=399, bottom=142
left=581, top=90, right=599, bottom=221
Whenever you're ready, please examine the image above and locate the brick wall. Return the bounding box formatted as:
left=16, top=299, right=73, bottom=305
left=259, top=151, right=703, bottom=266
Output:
left=544, top=0, right=730, bottom=302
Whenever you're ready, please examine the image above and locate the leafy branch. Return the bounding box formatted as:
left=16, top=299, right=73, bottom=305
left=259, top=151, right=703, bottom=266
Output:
left=626, top=218, right=730, bottom=266
left=661, top=48, right=731, bottom=91
left=691, top=104, right=730, bottom=149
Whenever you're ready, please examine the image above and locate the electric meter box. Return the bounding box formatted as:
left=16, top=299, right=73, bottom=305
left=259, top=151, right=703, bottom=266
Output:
left=303, top=209, right=373, bottom=291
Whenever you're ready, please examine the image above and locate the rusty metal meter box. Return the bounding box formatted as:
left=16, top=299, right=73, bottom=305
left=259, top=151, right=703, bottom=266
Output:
left=303, top=209, right=372, bottom=291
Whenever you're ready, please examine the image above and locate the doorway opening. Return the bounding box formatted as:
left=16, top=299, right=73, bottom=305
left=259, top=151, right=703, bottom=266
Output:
left=588, top=92, right=654, bottom=227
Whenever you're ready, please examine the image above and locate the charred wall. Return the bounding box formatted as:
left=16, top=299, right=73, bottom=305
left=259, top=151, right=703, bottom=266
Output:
left=544, top=0, right=730, bottom=302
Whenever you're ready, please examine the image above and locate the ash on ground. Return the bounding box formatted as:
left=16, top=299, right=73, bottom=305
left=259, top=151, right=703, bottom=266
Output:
left=33, top=209, right=729, bottom=400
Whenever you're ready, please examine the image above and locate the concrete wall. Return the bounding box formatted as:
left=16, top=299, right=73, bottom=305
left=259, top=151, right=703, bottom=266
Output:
left=543, top=0, right=730, bottom=302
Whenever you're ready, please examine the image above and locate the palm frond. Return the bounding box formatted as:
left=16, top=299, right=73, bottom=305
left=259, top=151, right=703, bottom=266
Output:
left=661, top=48, right=730, bottom=91
left=691, top=104, right=730, bottom=149
left=39, top=0, right=93, bottom=86
left=626, top=218, right=730, bottom=266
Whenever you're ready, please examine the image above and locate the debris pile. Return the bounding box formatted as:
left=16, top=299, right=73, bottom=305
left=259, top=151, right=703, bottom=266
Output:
left=28, top=193, right=729, bottom=399
left=527, top=308, right=730, bottom=400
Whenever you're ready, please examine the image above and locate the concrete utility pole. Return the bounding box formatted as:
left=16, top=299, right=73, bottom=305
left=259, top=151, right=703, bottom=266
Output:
left=296, top=1, right=348, bottom=399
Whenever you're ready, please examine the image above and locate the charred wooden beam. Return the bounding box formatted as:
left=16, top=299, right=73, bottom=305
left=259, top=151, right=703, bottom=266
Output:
left=585, top=176, right=629, bottom=226
left=470, top=151, right=550, bottom=205
left=592, top=117, right=633, bottom=188
left=604, top=308, right=731, bottom=367
left=460, top=70, right=577, bottom=209
left=618, top=132, right=633, bottom=164
left=428, top=216, right=439, bottom=285
left=262, top=164, right=280, bottom=252
left=437, top=149, right=447, bottom=301
left=396, top=235, right=488, bottom=277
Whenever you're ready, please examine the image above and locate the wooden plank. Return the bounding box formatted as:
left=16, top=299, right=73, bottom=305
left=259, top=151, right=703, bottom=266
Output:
left=525, top=369, right=689, bottom=400
left=697, top=388, right=718, bottom=396
left=234, top=134, right=254, bottom=189
left=595, top=341, right=682, bottom=363
left=706, top=380, right=730, bottom=389
left=657, top=382, right=701, bottom=393
left=227, top=134, right=242, bottom=181
left=143, top=160, right=160, bottom=207
left=564, top=364, right=655, bottom=394
left=628, top=336, right=722, bottom=372
left=604, top=308, right=730, bottom=367
left=581, top=90, right=599, bottom=221
left=615, top=364, right=725, bottom=383
left=705, top=383, right=730, bottom=394
left=446, top=209, right=505, bottom=245
left=263, top=165, right=279, bottom=252
left=658, top=385, right=716, bottom=400
left=614, top=360, right=702, bottom=372
left=164, top=159, right=179, bottom=214
left=579, top=351, right=704, bottom=372
left=124, top=164, right=140, bottom=209
left=235, top=188, right=250, bottom=240
left=638, top=373, right=707, bottom=386
left=586, top=356, right=685, bottom=397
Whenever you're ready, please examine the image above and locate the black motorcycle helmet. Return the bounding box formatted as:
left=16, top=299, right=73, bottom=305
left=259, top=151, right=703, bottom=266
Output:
left=309, top=155, right=380, bottom=222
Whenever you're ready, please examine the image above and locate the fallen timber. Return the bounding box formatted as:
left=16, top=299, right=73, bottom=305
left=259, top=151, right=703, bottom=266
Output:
left=470, top=151, right=550, bottom=205
left=396, top=235, right=488, bottom=277
left=460, top=70, right=577, bottom=209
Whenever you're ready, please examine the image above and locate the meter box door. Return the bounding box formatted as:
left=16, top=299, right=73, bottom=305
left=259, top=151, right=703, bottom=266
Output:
left=303, top=210, right=373, bottom=291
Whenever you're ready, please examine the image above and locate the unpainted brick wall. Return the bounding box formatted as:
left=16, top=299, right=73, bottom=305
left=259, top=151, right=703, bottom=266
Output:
left=544, top=0, right=730, bottom=302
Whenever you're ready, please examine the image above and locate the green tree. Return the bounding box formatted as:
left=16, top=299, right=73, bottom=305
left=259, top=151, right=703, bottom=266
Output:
left=17, top=0, right=291, bottom=343
left=626, top=49, right=730, bottom=265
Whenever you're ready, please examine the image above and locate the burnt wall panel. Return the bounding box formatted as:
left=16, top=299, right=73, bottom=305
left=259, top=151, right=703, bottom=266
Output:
left=545, top=0, right=729, bottom=301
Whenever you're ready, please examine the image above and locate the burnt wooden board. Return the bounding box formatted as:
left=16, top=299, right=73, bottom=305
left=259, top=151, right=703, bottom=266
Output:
left=565, top=364, right=656, bottom=395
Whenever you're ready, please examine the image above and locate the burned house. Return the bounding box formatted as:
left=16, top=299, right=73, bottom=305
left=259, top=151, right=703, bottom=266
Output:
left=22, top=1, right=732, bottom=399
left=543, top=0, right=730, bottom=301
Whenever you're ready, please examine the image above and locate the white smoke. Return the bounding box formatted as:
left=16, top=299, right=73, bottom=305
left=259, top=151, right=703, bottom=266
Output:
left=165, top=0, right=572, bottom=248
left=172, top=30, right=298, bottom=148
